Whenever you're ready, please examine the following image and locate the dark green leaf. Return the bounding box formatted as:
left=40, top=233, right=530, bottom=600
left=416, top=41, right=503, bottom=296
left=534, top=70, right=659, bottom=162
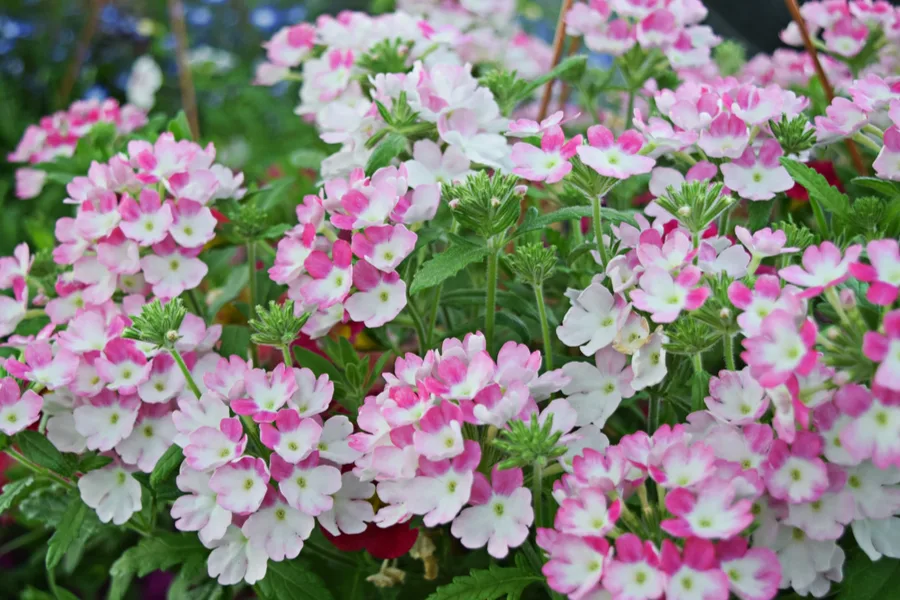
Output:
left=260, top=223, right=293, bottom=240
left=208, top=265, right=249, bottom=321
left=425, top=565, right=541, bottom=600
left=0, top=476, right=33, bottom=515
left=167, top=111, right=194, bottom=141
left=840, top=548, right=900, bottom=600
left=219, top=325, right=251, bottom=360
left=853, top=177, right=900, bottom=200
left=410, top=244, right=490, bottom=295
left=523, top=55, right=587, bottom=96
left=150, top=445, right=184, bottom=489
left=46, top=496, right=88, bottom=570
left=365, top=133, right=407, bottom=176
left=515, top=206, right=592, bottom=237
left=255, top=559, right=335, bottom=600
left=293, top=347, right=341, bottom=382
left=15, top=430, right=76, bottom=476
left=77, top=454, right=114, bottom=473
left=495, top=312, right=532, bottom=343
left=256, top=177, right=297, bottom=212
left=110, top=533, right=207, bottom=580
left=748, top=199, right=774, bottom=232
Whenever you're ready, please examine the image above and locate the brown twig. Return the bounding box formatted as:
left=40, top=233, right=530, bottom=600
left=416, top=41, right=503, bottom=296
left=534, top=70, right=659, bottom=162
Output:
left=557, top=37, right=582, bottom=113
left=59, top=0, right=106, bottom=107
left=537, top=0, right=575, bottom=122
left=783, top=0, right=867, bottom=176
left=167, top=0, right=200, bottom=139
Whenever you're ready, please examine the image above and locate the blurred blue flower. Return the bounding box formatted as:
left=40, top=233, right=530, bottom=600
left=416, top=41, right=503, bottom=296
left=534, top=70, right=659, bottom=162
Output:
left=202, top=0, right=227, bottom=4
left=286, top=6, right=307, bottom=24
left=270, top=81, right=289, bottom=97
left=114, top=71, right=130, bottom=91
left=100, top=4, right=120, bottom=25
left=84, top=85, right=108, bottom=101
left=189, top=6, right=213, bottom=27
left=1, top=18, right=22, bottom=39
left=4, top=57, right=24, bottom=76
left=51, top=45, right=67, bottom=62
left=0, top=39, right=12, bottom=55
left=251, top=6, right=280, bottom=31
left=587, top=52, right=614, bottom=69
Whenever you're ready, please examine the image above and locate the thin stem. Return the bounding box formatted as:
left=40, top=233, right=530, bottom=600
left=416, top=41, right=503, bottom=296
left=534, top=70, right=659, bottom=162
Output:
left=851, top=132, right=883, bottom=154
left=239, top=415, right=267, bottom=458
left=247, top=242, right=260, bottom=366
left=427, top=283, right=444, bottom=348
left=484, top=249, right=500, bottom=353
left=809, top=196, right=830, bottom=235
left=0, top=528, right=49, bottom=556
left=5, top=448, right=75, bottom=490
left=537, top=0, right=575, bottom=122
left=746, top=253, right=763, bottom=276
left=532, top=461, right=545, bottom=529
left=186, top=288, right=206, bottom=323
left=280, top=344, right=293, bottom=368
left=533, top=283, right=554, bottom=371
left=690, top=354, right=705, bottom=412
left=591, top=196, right=609, bottom=269
left=170, top=346, right=202, bottom=399
left=407, top=293, right=429, bottom=356
left=647, top=394, right=660, bottom=433
left=673, top=151, right=697, bottom=166
left=58, top=0, right=104, bottom=106
left=625, top=88, right=636, bottom=130
left=724, top=335, right=737, bottom=371
left=863, top=124, right=885, bottom=140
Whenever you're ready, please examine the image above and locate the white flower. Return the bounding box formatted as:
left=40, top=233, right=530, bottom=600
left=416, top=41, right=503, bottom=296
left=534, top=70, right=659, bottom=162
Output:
left=206, top=525, right=268, bottom=585
left=126, top=55, right=163, bottom=110
left=317, top=472, right=375, bottom=535
left=78, top=464, right=142, bottom=525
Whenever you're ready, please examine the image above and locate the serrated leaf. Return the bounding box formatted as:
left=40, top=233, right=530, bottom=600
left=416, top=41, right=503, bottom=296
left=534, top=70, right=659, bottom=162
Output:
left=365, top=133, right=407, bottom=176
left=780, top=157, right=851, bottom=217
left=853, top=176, right=900, bottom=200
left=46, top=496, right=88, bottom=570
left=15, top=430, right=76, bottom=476
left=110, top=533, right=207, bottom=580
left=167, top=111, right=194, bottom=141
left=515, top=206, right=592, bottom=237
left=424, top=565, right=541, bottom=600
left=410, top=244, right=489, bottom=295
left=150, top=445, right=183, bottom=489
left=0, top=476, right=33, bottom=515
left=254, top=559, right=335, bottom=600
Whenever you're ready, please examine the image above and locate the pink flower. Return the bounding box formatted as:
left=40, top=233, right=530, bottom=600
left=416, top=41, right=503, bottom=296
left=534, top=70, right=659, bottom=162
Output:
left=118, top=189, right=173, bottom=246
left=203, top=355, right=252, bottom=402
left=763, top=431, right=829, bottom=503
left=288, top=367, right=334, bottom=417
left=850, top=239, right=900, bottom=305
left=330, top=187, right=399, bottom=231
left=602, top=534, right=665, bottom=600
left=95, top=338, right=151, bottom=394
left=734, top=226, right=798, bottom=258
left=270, top=452, right=342, bottom=516
left=413, top=401, right=465, bottom=461
left=838, top=384, right=900, bottom=468
left=344, top=261, right=407, bottom=327
left=863, top=309, right=900, bottom=390
left=636, top=9, right=679, bottom=48
left=350, top=224, right=416, bottom=273
left=849, top=74, right=900, bottom=112
left=75, top=191, right=121, bottom=240
left=4, top=341, right=78, bottom=390
left=873, top=125, right=900, bottom=181
left=636, top=230, right=696, bottom=273
left=300, top=239, right=352, bottom=308
left=727, top=275, right=804, bottom=337
left=232, top=364, right=298, bottom=423
left=209, top=455, right=270, bottom=514
left=168, top=199, right=217, bottom=248
left=783, top=465, right=854, bottom=540
left=557, top=282, right=632, bottom=355
left=72, top=256, right=117, bottom=305
left=0, top=242, right=31, bottom=289
left=242, top=488, right=315, bottom=562
left=660, top=538, right=730, bottom=600
left=706, top=368, right=769, bottom=425
left=779, top=242, right=862, bottom=297
left=141, top=237, right=208, bottom=299
left=264, top=23, right=315, bottom=67
left=437, top=108, right=510, bottom=170
left=561, top=346, right=634, bottom=427
left=630, top=265, right=709, bottom=323
left=823, top=16, right=868, bottom=57
left=317, top=471, right=375, bottom=535
left=662, top=481, right=754, bottom=539
left=555, top=487, right=622, bottom=537
left=814, top=97, right=867, bottom=143
left=577, top=126, right=656, bottom=179
left=425, top=352, right=496, bottom=401
left=650, top=441, right=717, bottom=489
left=450, top=466, right=533, bottom=558
left=538, top=530, right=610, bottom=598
left=742, top=310, right=818, bottom=388
left=269, top=224, right=317, bottom=285
left=507, top=110, right=573, bottom=137
left=715, top=537, right=781, bottom=600
left=0, top=377, right=42, bottom=435
left=184, top=416, right=248, bottom=471
left=116, top=403, right=176, bottom=472
left=471, top=382, right=531, bottom=427
left=73, top=391, right=141, bottom=451
left=172, top=463, right=232, bottom=544
left=698, top=113, right=750, bottom=159
left=511, top=126, right=582, bottom=183
left=0, top=280, right=26, bottom=338
left=14, top=168, right=47, bottom=199
left=730, top=84, right=786, bottom=126
left=260, top=409, right=322, bottom=463
left=721, top=140, right=794, bottom=201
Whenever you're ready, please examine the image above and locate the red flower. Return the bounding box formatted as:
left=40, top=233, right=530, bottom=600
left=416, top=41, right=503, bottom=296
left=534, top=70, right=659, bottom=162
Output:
left=322, top=522, right=419, bottom=560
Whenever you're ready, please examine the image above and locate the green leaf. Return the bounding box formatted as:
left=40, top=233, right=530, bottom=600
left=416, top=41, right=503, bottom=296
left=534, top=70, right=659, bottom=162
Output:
left=853, top=176, right=900, bottom=200
left=260, top=223, right=294, bottom=240
left=150, top=445, right=184, bottom=489
left=495, top=312, right=532, bottom=343
left=840, top=548, right=900, bottom=600
left=77, top=454, right=114, bottom=473
left=515, top=206, right=592, bottom=237
left=425, top=565, right=541, bottom=600
left=208, top=267, right=250, bottom=320
left=410, top=244, right=490, bottom=295
left=780, top=157, right=851, bottom=218
left=747, top=199, right=774, bottom=232
left=293, top=347, right=342, bottom=382
left=167, top=111, right=194, bottom=141
left=0, top=476, right=33, bottom=515
left=255, top=559, right=335, bottom=600
left=256, top=177, right=297, bottom=212
left=46, top=496, right=88, bottom=570
left=15, top=430, right=76, bottom=476
left=110, top=533, right=207, bottom=581
left=365, top=133, right=407, bottom=176
left=522, top=55, right=587, bottom=96
left=219, top=324, right=251, bottom=359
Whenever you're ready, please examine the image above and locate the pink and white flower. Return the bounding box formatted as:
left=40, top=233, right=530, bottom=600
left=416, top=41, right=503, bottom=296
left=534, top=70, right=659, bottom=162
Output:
left=118, top=189, right=173, bottom=246
left=561, top=346, right=634, bottom=427
left=735, top=226, right=799, bottom=259
left=538, top=529, right=611, bottom=599
left=630, top=266, right=710, bottom=323
left=698, top=113, right=750, bottom=159
left=727, top=275, right=803, bottom=337
left=116, top=403, right=176, bottom=472
left=95, top=339, right=151, bottom=394
left=716, top=537, right=782, bottom=600
left=850, top=239, right=900, bottom=305
left=741, top=310, right=818, bottom=388
left=721, top=140, right=794, bottom=201
left=659, top=538, right=730, bottom=600
left=270, top=452, right=342, bottom=516
left=0, top=377, right=42, bottom=435
left=344, top=261, right=407, bottom=328
left=350, top=224, right=416, bottom=273
left=838, top=384, right=900, bottom=468
left=763, top=431, right=829, bottom=503
left=172, top=464, right=233, bottom=544
left=243, top=489, right=315, bottom=562
left=300, top=239, right=353, bottom=308
left=873, top=125, right=900, bottom=181
left=141, top=237, right=208, bottom=299
left=209, top=456, right=270, bottom=514
left=5, top=341, right=78, bottom=390
left=555, top=487, right=622, bottom=537
left=779, top=242, right=862, bottom=297
left=557, top=282, right=631, bottom=355
left=184, top=416, right=248, bottom=471
left=577, top=126, right=656, bottom=179
left=232, top=364, right=297, bottom=423
left=317, top=471, right=375, bottom=535
left=206, top=525, right=268, bottom=585
left=168, top=199, right=217, bottom=248
left=413, top=400, right=465, bottom=461
left=814, top=97, right=868, bottom=143
left=863, top=309, right=900, bottom=391
left=511, top=126, right=582, bottom=183
left=602, top=534, right=666, bottom=600
left=260, top=409, right=322, bottom=463
left=705, top=368, right=769, bottom=425
left=662, top=481, right=754, bottom=539
left=73, top=391, right=140, bottom=451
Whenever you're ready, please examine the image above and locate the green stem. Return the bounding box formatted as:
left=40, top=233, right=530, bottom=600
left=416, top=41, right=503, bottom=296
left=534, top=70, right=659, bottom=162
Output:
left=5, top=448, right=75, bottom=490
left=186, top=288, right=206, bottom=323
left=169, top=346, right=201, bottom=399
left=532, top=461, right=545, bottom=528
left=690, top=353, right=705, bottom=412
left=724, top=335, right=737, bottom=371
left=247, top=241, right=259, bottom=365
left=591, top=195, right=609, bottom=269
left=23, top=308, right=45, bottom=320
left=533, top=283, right=554, bottom=371
left=485, top=249, right=500, bottom=352
left=280, top=344, right=293, bottom=368
left=407, top=293, right=429, bottom=356
left=239, top=415, right=267, bottom=457
left=426, top=283, right=444, bottom=348
left=0, top=528, right=49, bottom=555
left=625, top=88, right=636, bottom=130
left=863, top=124, right=885, bottom=140
left=851, top=131, right=883, bottom=154
left=647, top=394, right=660, bottom=433
left=673, top=151, right=697, bottom=166
left=746, top=253, right=763, bottom=276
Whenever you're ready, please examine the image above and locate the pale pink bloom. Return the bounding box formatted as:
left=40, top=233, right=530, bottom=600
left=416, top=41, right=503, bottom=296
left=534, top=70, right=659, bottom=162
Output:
left=172, top=392, right=230, bottom=447
left=317, top=471, right=375, bottom=535
left=863, top=309, right=900, bottom=390
left=202, top=356, right=251, bottom=402
left=662, top=480, right=754, bottom=539
left=254, top=61, right=290, bottom=85
left=391, top=185, right=441, bottom=225
left=285, top=368, right=332, bottom=418
left=649, top=162, right=718, bottom=198
left=205, top=524, right=268, bottom=585
left=184, top=416, right=248, bottom=471
left=451, top=466, right=533, bottom=559
left=0, top=377, right=42, bottom=435
left=330, top=188, right=399, bottom=231
left=210, top=456, right=270, bottom=514
left=557, top=282, right=632, bottom=356
left=78, top=463, right=142, bottom=525
left=560, top=425, right=610, bottom=473
left=174, top=314, right=220, bottom=354
left=838, top=384, right=900, bottom=468
left=779, top=242, right=862, bottom=297
left=577, top=126, right=655, bottom=179
left=300, top=239, right=352, bottom=308
left=166, top=169, right=219, bottom=205
left=437, top=108, right=510, bottom=170
left=381, top=385, right=433, bottom=428
left=784, top=467, right=854, bottom=541
left=727, top=275, right=804, bottom=337
left=507, top=110, right=572, bottom=137
left=697, top=241, right=751, bottom=279
left=636, top=230, right=695, bottom=272
left=72, top=256, right=117, bottom=305
left=631, top=265, right=709, bottom=323
left=141, top=237, right=208, bottom=299
left=631, top=328, right=667, bottom=390
left=636, top=9, right=679, bottom=47
left=741, top=310, right=818, bottom=388
left=555, top=487, right=622, bottom=537
left=398, top=440, right=481, bottom=527
left=650, top=441, right=717, bottom=489
left=493, top=341, right=568, bottom=401
left=72, top=391, right=140, bottom=451
left=0, top=243, right=31, bottom=289
left=265, top=23, right=315, bottom=67
left=511, top=126, right=582, bottom=183
left=96, top=230, right=141, bottom=275
left=403, top=139, right=471, bottom=186
left=698, top=113, right=750, bottom=159
left=730, top=84, right=786, bottom=126
left=0, top=280, right=27, bottom=338
left=659, top=538, right=730, bottom=600
left=764, top=525, right=842, bottom=594
left=232, top=364, right=297, bottom=423
left=260, top=409, right=322, bottom=463
left=14, top=167, right=47, bottom=199
left=849, top=74, right=900, bottom=112
left=168, top=199, right=217, bottom=248
left=118, top=189, right=173, bottom=246
left=350, top=224, right=416, bottom=273
left=345, top=261, right=407, bottom=327
left=706, top=368, right=769, bottom=425
left=763, top=431, right=829, bottom=503
left=425, top=352, right=496, bottom=401
left=471, top=382, right=530, bottom=428
left=270, top=452, right=342, bottom=516
left=873, top=125, right=900, bottom=181
left=172, top=463, right=232, bottom=545
left=570, top=445, right=630, bottom=495
left=721, top=140, right=794, bottom=201
left=602, top=534, right=665, bottom=600
left=75, top=191, right=121, bottom=240
left=823, top=16, right=868, bottom=56
left=95, top=338, right=151, bottom=394
left=538, top=529, right=611, bottom=599
left=269, top=224, right=316, bottom=285
left=851, top=516, right=900, bottom=562
left=715, top=537, right=782, bottom=600
left=116, top=403, right=176, bottom=472
left=562, top=346, right=634, bottom=427
left=633, top=112, right=698, bottom=156
left=413, top=401, right=465, bottom=461
left=5, top=341, right=78, bottom=390
left=210, top=164, right=246, bottom=201
left=243, top=488, right=315, bottom=562
left=735, top=226, right=798, bottom=259
left=814, top=97, right=867, bottom=143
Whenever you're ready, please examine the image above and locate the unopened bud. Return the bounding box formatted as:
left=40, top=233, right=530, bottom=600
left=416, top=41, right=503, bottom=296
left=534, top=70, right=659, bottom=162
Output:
left=490, top=196, right=501, bottom=207
left=514, top=184, right=528, bottom=196
left=677, top=206, right=691, bottom=217
left=839, top=288, right=856, bottom=309
left=166, top=330, right=179, bottom=343
left=448, top=199, right=459, bottom=209
left=719, top=308, right=732, bottom=320
left=834, top=370, right=851, bottom=386
left=826, top=326, right=841, bottom=340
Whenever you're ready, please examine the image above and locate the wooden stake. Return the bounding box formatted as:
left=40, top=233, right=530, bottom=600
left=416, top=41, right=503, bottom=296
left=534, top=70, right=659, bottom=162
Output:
left=59, top=0, right=106, bottom=106
left=537, top=0, right=575, bottom=122
left=167, top=0, right=201, bottom=139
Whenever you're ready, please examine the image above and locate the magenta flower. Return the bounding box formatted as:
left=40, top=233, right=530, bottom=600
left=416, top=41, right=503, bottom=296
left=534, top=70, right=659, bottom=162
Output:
left=873, top=125, right=900, bottom=182
left=741, top=310, right=818, bottom=388
left=715, top=537, right=781, bottom=600
left=538, top=529, right=610, bottom=598
left=850, top=239, right=900, bottom=305
left=730, top=84, right=786, bottom=126
left=659, top=538, right=730, bottom=600
left=698, top=113, right=750, bottom=159
left=779, top=241, right=862, bottom=297
left=95, top=338, right=151, bottom=395
left=270, top=452, right=341, bottom=516
left=269, top=224, right=317, bottom=285
left=721, top=140, right=794, bottom=201
left=511, top=126, right=582, bottom=183
left=184, top=416, right=247, bottom=471
left=413, top=401, right=465, bottom=461
left=814, top=97, right=867, bottom=143
left=264, top=23, right=315, bottom=67
left=344, top=261, right=407, bottom=327
left=837, top=384, right=900, bottom=469
left=5, top=340, right=78, bottom=390
left=554, top=487, right=622, bottom=537
left=734, top=226, right=799, bottom=259
left=203, top=355, right=252, bottom=402
left=576, top=125, right=655, bottom=179
left=260, top=408, right=322, bottom=463
left=300, top=239, right=352, bottom=308
left=425, top=352, right=496, bottom=401
left=662, top=480, right=754, bottom=539
left=763, top=431, right=829, bottom=503
left=118, top=189, right=173, bottom=246
left=232, top=364, right=298, bottom=423
left=350, top=224, right=417, bottom=273
left=649, top=441, right=717, bottom=490
left=0, top=377, right=42, bottom=435
left=630, top=265, right=710, bottom=323
left=863, top=309, right=900, bottom=391
left=727, top=275, right=804, bottom=337
left=209, top=455, right=270, bottom=514
left=602, top=534, right=665, bottom=600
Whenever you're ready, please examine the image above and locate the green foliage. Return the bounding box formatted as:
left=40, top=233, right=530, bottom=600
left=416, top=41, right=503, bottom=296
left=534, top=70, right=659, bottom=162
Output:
left=366, top=132, right=408, bottom=176
left=654, top=181, right=735, bottom=235
left=250, top=300, right=311, bottom=348
left=780, top=157, right=851, bottom=234
left=122, top=298, right=188, bottom=350
left=410, top=242, right=489, bottom=295
left=149, top=445, right=184, bottom=489
left=713, top=39, right=746, bottom=77
left=45, top=496, right=89, bottom=570
left=366, top=92, right=435, bottom=149
left=167, top=111, right=194, bottom=141
left=15, top=430, right=76, bottom=477
left=76, top=453, right=114, bottom=473
left=208, top=268, right=250, bottom=321
left=445, top=171, right=522, bottom=240
left=839, top=548, right=900, bottom=600
left=254, top=560, right=336, bottom=600
left=425, top=564, right=542, bottom=600
left=219, top=325, right=251, bottom=360
left=665, top=317, right=721, bottom=355
left=109, top=533, right=208, bottom=581
left=357, top=38, right=412, bottom=75
left=0, top=476, right=34, bottom=516
left=494, top=412, right=567, bottom=470
left=505, top=243, right=558, bottom=287
left=769, top=115, right=816, bottom=156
